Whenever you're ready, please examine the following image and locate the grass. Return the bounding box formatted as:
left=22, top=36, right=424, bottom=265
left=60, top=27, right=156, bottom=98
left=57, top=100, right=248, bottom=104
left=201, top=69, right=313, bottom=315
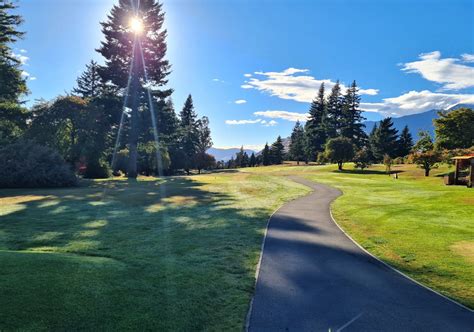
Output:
left=0, top=173, right=309, bottom=331
left=1, top=163, right=473, bottom=330
left=243, top=162, right=474, bottom=308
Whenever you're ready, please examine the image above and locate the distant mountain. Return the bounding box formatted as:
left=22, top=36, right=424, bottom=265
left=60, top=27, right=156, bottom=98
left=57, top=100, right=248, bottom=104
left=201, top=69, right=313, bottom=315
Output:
left=363, top=103, right=473, bottom=141
left=207, top=147, right=256, bottom=161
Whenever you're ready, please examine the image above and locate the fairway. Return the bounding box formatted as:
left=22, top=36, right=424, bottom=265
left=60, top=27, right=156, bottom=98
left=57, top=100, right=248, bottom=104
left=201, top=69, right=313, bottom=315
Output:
left=1, top=164, right=473, bottom=330
left=245, top=163, right=474, bottom=308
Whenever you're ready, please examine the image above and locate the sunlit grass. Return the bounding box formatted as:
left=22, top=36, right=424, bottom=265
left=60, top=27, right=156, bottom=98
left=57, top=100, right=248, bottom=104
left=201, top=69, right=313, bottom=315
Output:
left=244, top=162, right=474, bottom=308
left=0, top=173, right=309, bottom=330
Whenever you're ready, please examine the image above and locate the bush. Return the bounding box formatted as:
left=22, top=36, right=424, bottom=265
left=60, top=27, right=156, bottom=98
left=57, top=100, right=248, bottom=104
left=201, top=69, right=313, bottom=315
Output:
left=84, top=159, right=111, bottom=179
left=353, top=147, right=372, bottom=170
left=0, top=141, right=77, bottom=188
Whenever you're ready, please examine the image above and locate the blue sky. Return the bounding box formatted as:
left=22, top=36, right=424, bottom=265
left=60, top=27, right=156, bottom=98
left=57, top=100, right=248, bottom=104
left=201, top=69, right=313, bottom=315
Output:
left=14, top=0, right=474, bottom=150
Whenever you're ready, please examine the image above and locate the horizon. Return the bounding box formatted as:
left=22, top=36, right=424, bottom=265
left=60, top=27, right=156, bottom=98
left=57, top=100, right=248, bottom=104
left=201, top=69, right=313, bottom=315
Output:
left=13, top=0, right=474, bottom=150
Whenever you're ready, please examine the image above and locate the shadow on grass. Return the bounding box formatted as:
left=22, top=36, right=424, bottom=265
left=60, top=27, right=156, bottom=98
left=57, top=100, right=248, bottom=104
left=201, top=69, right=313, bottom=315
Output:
left=0, top=176, right=269, bottom=331
left=332, top=169, right=405, bottom=175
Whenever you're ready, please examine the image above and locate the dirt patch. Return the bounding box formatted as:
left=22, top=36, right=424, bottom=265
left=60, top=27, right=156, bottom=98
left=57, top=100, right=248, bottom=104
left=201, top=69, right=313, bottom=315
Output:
left=462, top=197, right=474, bottom=205
left=450, top=241, right=474, bottom=263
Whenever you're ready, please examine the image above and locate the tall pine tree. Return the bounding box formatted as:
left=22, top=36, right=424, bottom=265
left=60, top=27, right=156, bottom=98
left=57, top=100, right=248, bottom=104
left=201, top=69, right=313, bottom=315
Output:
left=262, top=143, right=270, bottom=166
left=304, top=83, right=326, bottom=161
left=289, top=120, right=305, bottom=165
left=323, top=81, right=343, bottom=139
left=397, top=125, right=413, bottom=157
left=370, top=118, right=399, bottom=161
left=0, top=1, right=28, bottom=144
left=180, top=95, right=198, bottom=174
left=73, top=60, right=104, bottom=98
left=97, top=0, right=171, bottom=178
left=270, top=136, right=285, bottom=164
left=340, top=81, right=367, bottom=148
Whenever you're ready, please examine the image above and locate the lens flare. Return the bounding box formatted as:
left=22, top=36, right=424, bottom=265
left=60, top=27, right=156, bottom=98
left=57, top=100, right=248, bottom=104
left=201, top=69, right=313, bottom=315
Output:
left=130, top=17, right=143, bottom=34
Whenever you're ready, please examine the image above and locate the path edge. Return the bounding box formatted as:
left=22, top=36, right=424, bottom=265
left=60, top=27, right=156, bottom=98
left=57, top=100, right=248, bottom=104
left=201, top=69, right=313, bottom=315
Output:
left=244, top=183, right=315, bottom=331
left=326, top=192, right=474, bottom=314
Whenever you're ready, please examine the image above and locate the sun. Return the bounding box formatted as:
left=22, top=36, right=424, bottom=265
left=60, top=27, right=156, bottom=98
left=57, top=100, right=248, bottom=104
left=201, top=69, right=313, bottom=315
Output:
left=129, top=17, right=144, bottom=34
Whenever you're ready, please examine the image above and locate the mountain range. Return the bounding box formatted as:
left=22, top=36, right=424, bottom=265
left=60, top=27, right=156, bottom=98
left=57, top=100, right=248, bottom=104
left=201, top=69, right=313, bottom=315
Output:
left=363, top=103, right=473, bottom=140
left=208, top=103, right=473, bottom=160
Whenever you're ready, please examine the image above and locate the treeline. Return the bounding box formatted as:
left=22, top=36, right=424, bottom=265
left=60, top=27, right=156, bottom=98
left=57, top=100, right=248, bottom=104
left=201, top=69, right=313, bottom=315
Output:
left=229, top=81, right=473, bottom=176
left=0, top=1, right=216, bottom=188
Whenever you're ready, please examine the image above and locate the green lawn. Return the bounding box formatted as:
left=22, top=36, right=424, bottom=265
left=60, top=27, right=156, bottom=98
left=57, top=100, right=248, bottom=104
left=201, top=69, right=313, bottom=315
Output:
left=0, top=173, right=309, bottom=331
left=1, top=163, right=473, bottom=330
left=244, top=163, right=474, bottom=308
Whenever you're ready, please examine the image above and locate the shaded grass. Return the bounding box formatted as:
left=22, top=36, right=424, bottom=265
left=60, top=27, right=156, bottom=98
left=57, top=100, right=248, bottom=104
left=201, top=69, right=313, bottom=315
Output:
left=0, top=173, right=309, bottom=331
left=244, top=163, right=474, bottom=308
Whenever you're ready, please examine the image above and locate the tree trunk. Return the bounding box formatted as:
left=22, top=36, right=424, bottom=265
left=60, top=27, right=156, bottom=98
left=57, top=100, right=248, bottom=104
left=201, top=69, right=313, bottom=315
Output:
left=425, top=167, right=430, bottom=177
left=127, top=103, right=139, bottom=179
left=338, top=161, right=343, bottom=170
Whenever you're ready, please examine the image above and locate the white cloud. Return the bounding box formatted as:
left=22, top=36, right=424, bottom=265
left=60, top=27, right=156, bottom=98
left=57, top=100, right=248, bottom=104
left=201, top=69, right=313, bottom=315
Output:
left=261, top=120, right=278, bottom=127
left=212, top=78, right=225, bottom=83
left=401, top=51, right=474, bottom=90
left=30, top=76, right=37, bottom=81
left=242, top=68, right=378, bottom=103
left=20, top=49, right=27, bottom=53
left=361, top=90, right=474, bottom=117
left=225, top=119, right=262, bottom=125
left=244, top=73, right=252, bottom=77
left=234, top=99, right=247, bottom=104
left=461, top=53, right=474, bottom=63
left=254, top=110, right=309, bottom=122
left=20, top=70, right=30, bottom=78
left=12, top=52, right=29, bottom=65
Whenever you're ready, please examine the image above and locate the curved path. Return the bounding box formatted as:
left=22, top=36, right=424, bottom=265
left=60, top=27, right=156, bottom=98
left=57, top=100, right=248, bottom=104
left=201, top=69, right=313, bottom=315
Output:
left=248, top=177, right=474, bottom=331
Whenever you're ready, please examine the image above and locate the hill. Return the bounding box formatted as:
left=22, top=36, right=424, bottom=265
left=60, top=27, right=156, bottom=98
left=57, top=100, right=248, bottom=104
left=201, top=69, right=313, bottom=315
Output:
left=207, top=147, right=256, bottom=161
left=363, top=104, right=473, bottom=140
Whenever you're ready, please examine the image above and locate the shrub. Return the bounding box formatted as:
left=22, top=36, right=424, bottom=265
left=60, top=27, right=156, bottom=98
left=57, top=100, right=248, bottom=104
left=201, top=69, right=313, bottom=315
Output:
left=383, top=154, right=393, bottom=174
left=0, top=141, right=77, bottom=188
left=393, top=156, right=405, bottom=164
left=353, top=147, right=372, bottom=170
left=84, top=159, right=111, bottom=179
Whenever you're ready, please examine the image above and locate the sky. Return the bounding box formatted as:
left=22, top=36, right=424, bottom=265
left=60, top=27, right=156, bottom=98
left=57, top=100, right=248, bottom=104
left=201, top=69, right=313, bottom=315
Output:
left=13, top=0, right=474, bottom=150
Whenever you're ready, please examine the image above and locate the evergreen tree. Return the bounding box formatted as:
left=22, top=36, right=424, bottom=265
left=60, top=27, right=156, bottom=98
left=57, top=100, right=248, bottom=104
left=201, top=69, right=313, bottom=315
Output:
left=304, top=83, right=326, bottom=161
left=195, top=116, right=212, bottom=154
left=179, top=95, right=198, bottom=174
left=249, top=152, right=256, bottom=167
left=73, top=60, right=104, bottom=98
left=262, top=142, right=270, bottom=166
left=289, top=120, right=305, bottom=165
left=323, top=81, right=343, bottom=139
left=0, top=1, right=28, bottom=144
left=270, top=136, right=285, bottom=164
left=97, top=0, right=171, bottom=178
left=370, top=118, right=399, bottom=161
left=340, top=80, right=367, bottom=148
left=397, top=125, right=414, bottom=157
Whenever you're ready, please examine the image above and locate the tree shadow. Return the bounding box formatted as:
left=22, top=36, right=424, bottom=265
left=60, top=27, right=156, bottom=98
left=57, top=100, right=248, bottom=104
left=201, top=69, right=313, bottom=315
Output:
left=0, top=176, right=270, bottom=331
left=332, top=169, right=405, bottom=175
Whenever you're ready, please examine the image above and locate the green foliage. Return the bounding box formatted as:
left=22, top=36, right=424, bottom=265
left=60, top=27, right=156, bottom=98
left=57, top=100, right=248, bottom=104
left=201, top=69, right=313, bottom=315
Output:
left=340, top=80, right=367, bottom=148
left=434, top=108, right=474, bottom=150
left=324, top=136, right=355, bottom=170
left=137, top=141, right=171, bottom=176
left=304, top=83, right=326, bottom=160
left=323, top=81, right=343, bottom=139
left=353, top=147, right=372, bottom=170
left=0, top=141, right=77, bottom=188
left=411, top=150, right=442, bottom=177
left=289, top=121, right=305, bottom=164
left=84, top=159, right=111, bottom=179
left=0, top=101, right=27, bottom=145
left=262, top=143, right=270, bottom=166
left=383, top=154, right=393, bottom=174
left=397, top=125, right=414, bottom=157
left=193, top=152, right=216, bottom=173
left=370, top=117, right=399, bottom=160
left=249, top=152, right=257, bottom=167
left=413, top=130, right=434, bottom=152
left=72, top=60, right=105, bottom=98
left=270, top=136, right=285, bottom=164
